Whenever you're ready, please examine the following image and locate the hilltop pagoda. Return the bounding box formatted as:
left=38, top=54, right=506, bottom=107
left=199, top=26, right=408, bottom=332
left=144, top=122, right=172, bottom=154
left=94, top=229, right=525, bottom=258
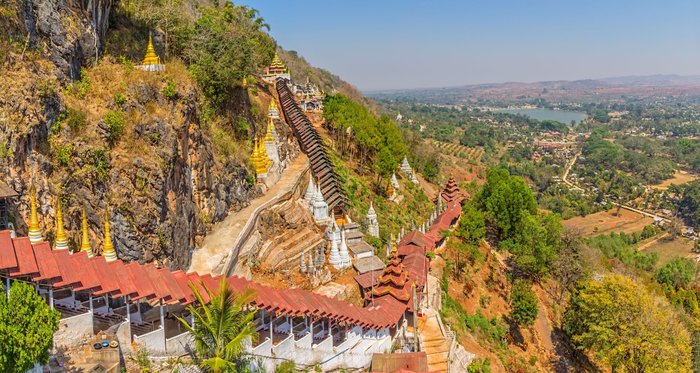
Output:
left=136, top=33, right=165, bottom=72
left=262, top=53, right=290, bottom=83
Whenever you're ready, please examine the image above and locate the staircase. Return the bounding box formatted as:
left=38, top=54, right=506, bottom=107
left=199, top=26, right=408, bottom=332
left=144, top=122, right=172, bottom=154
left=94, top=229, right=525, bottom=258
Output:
left=419, top=314, right=452, bottom=372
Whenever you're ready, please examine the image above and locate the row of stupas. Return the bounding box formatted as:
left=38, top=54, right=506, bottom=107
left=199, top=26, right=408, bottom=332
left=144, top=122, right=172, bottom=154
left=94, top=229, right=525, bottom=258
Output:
left=25, top=185, right=117, bottom=261
left=326, top=216, right=352, bottom=270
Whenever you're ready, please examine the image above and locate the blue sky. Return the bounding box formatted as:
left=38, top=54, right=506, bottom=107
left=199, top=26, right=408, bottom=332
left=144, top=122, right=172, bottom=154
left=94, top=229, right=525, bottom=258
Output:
left=244, top=1, right=700, bottom=91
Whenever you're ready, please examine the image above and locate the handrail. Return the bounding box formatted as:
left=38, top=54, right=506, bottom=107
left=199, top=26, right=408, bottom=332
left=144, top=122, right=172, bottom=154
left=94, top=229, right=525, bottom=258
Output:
left=221, top=161, right=310, bottom=276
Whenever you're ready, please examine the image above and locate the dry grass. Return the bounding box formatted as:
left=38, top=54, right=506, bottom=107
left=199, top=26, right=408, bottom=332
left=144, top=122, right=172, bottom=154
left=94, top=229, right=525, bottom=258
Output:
left=652, top=170, right=699, bottom=190
left=563, top=208, right=653, bottom=237
left=642, top=237, right=696, bottom=268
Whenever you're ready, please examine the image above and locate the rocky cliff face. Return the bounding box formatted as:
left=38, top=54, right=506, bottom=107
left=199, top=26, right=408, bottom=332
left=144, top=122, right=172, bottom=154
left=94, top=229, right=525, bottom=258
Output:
left=0, top=0, right=257, bottom=269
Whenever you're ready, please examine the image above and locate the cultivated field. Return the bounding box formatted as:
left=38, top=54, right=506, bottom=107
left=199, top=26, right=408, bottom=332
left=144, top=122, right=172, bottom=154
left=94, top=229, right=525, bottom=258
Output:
left=429, top=139, right=484, bottom=161
left=642, top=237, right=696, bottom=268
left=653, top=170, right=699, bottom=190
left=563, top=208, right=653, bottom=237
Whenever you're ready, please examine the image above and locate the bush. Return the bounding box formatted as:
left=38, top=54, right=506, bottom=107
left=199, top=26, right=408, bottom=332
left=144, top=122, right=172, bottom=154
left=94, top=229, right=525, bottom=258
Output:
left=163, top=80, right=177, bottom=100
left=87, top=148, right=110, bottom=181
left=67, top=68, right=91, bottom=98
left=510, top=279, right=538, bottom=326
left=114, top=92, right=127, bottom=106
left=65, top=107, right=87, bottom=132
left=657, top=258, right=696, bottom=290
left=104, top=110, right=125, bottom=144
left=54, top=143, right=73, bottom=166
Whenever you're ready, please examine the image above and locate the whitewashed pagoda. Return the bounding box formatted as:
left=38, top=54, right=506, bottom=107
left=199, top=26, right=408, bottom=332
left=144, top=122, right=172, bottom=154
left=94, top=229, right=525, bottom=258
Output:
left=366, top=202, right=379, bottom=238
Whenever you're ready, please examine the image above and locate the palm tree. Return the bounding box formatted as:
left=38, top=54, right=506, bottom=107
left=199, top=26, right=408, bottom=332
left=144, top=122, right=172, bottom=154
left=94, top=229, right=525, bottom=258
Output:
left=178, top=278, right=257, bottom=373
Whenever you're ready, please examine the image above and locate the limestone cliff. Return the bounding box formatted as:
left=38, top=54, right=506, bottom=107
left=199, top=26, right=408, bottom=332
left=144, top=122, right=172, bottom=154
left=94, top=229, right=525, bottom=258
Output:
left=0, top=0, right=259, bottom=269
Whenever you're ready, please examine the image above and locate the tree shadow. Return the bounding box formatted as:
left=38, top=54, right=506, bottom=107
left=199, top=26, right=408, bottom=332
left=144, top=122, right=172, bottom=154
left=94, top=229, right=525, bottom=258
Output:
left=549, top=326, right=598, bottom=373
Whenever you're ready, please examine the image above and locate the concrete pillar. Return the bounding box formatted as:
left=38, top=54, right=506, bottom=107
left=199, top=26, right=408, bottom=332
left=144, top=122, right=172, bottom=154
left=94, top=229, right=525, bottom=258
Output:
left=89, top=294, right=93, bottom=313
left=269, top=313, right=273, bottom=341
left=289, top=316, right=293, bottom=336
left=125, top=296, right=130, bottom=322
left=159, top=300, right=165, bottom=329
left=48, top=287, right=54, bottom=309
left=5, top=278, right=9, bottom=298
left=137, top=301, right=141, bottom=315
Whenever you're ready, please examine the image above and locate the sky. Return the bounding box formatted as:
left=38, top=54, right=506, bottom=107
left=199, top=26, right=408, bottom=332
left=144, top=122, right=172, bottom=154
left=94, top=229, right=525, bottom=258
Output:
left=244, top=0, right=700, bottom=91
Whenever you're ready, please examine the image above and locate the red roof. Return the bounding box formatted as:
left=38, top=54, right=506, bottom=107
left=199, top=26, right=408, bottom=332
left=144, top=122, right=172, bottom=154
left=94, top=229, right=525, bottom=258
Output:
left=0, top=230, right=410, bottom=329
left=354, top=270, right=383, bottom=289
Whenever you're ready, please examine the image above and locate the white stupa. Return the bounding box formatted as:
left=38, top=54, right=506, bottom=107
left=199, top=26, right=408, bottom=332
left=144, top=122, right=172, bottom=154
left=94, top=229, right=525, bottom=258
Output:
left=367, top=202, right=379, bottom=238
left=391, top=173, right=400, bottom=189
left=339, top=228, right=351, bottom=268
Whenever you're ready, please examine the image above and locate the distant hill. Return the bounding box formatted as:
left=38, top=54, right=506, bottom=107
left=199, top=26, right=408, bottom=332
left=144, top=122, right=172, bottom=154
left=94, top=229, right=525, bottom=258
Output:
left=367, top=74, right=700, bottom=104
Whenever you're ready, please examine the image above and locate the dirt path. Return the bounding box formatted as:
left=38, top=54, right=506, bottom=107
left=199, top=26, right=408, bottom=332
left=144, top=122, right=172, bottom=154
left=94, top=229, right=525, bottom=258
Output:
left=189, top=155, right=309, bottom=275
left=637, top=233, right=668, bottom=251
left=416, top=173, right=439, bottom=201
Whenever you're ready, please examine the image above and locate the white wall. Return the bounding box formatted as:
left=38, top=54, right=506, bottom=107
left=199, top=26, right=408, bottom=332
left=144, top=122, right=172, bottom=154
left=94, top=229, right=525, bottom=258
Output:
left=54, top=310, right=93, bottom=348
left=134, top=327, right=166, bottom=354
left=166, top=332, right=194, bottom=355
left=272, top=334, right=295, bottom=360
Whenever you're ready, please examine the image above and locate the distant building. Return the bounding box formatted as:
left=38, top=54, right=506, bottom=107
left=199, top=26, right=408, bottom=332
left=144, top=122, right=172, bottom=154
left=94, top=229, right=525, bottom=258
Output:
left=262, top=54, right=291, bottom=83
left=136, top=33, right=165, bottom=72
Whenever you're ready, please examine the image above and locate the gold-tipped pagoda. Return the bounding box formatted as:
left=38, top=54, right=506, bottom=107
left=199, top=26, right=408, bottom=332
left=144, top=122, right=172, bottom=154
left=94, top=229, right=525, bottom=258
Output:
left=137, top=32, right=165, bottom=72
left=54, top=198, right=69, bottom=251
left=80, top=208, right=93, bottom=257
left=27, top=184, right=43, bottom=244
left=102, top=207, right=117, bottom=262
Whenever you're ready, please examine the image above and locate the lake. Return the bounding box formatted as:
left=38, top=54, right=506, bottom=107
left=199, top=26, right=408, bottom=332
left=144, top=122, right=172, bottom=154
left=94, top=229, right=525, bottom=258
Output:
left=493, top=108, right=588, bottom=124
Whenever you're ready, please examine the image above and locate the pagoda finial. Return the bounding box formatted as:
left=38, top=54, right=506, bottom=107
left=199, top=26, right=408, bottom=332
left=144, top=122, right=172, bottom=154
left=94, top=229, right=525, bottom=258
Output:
left=54, top=197, right=69, bottom=251
left=102, top=206, right=117, bottom=262
left=80, top=208, right=93, bottom=257
left=264, top=117, right=275, bottom=143
left=28, top=184, right=43, bottom=244
left=142, top=32, right=161, bottom=65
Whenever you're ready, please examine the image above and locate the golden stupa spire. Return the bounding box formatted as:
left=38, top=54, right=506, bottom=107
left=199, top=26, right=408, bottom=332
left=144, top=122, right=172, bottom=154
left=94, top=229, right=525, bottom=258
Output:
left=264, top=117, right=275, bottom=143
left=102, top=206, right=117, bottom=262
left=54, top=198, right=69, bottom=251
left=258, top=137, right=271, bottom=168
left=80, top=208, right=93, bottom=257
left=269, top=100, right=278, bottom=112
left=28, top=184, right=43, bottom=244
left=142, top=32, right=161, bottom=65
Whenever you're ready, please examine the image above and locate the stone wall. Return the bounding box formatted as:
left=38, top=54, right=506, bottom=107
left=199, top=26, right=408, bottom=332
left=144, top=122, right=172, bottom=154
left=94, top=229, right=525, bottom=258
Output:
left=54, top=311, right=93, bottom=349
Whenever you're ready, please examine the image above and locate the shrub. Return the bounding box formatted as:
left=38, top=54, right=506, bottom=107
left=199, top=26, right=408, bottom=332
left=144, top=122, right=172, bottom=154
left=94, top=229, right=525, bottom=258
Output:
left=114, top=92, right=127, bottom=106
left=510, top=279, right=538, bottom=326
left=54, top=143, right=73, bottom=166
left=87, top=148, right=110, bottom=181
left=67, top=68, right=91, bottom=98
left=65, top=107, right=87, bottom=132
left=163, top=80, right=177, bottom=100
left=104, top=110, right=125, bottom=144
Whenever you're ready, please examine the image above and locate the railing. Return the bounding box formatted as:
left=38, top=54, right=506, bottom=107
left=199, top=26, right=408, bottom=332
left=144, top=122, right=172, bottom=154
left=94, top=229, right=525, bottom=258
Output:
left=221, top=162, right=310, bottom=276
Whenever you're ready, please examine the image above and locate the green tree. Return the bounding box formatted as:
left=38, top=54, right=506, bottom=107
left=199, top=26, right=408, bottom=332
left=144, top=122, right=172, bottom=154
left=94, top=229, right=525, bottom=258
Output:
left=510, top=279, right=538, bottom=326
left=477, top=168, right=537, bottom=241
left=657, top=257, right=696, bottom=290
left=178, top=278, right=256, bottom=373
left=0, top=281, right=61, bottom=372
left=563, top=275, right=691, bottom=372
left=455, top=202, right=485, bottom=246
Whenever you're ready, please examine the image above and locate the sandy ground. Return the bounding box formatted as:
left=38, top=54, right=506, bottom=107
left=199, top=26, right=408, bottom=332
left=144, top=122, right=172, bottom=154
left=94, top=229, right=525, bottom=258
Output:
left=563, top=208, right=653, bottom=237
left=189, top=154, right=309, bottom=275
left=652, top=170, right=699, bottom=190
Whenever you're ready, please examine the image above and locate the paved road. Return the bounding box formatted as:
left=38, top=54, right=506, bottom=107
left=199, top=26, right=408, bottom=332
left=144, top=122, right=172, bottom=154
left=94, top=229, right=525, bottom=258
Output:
left=189, top=154, right=309, bottom=275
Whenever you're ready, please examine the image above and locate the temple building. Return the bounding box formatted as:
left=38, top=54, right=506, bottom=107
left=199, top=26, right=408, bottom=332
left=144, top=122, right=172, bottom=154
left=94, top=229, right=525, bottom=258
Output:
left=437, top=176, right=466, bottom=206
left=366, top=202, right=379, bottom=238
left=268, top=100, right=280, bottom=119
left=136, top=33, right=165, bottom=72
left=262, top=54, right=290, bottom=83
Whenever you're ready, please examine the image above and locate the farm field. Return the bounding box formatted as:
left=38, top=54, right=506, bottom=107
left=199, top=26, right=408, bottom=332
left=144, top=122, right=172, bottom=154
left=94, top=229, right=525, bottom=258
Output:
left=563, top=208, right=653, bottom=237
left=652, top=170, right=699, bottom=190
left=641, top=237, right=696, bottom=268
